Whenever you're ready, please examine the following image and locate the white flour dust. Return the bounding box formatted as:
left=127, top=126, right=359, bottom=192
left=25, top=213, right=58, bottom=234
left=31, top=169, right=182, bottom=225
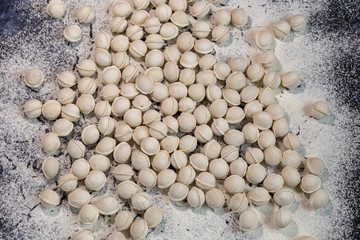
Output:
left=0, top=0, right=358, bottom=240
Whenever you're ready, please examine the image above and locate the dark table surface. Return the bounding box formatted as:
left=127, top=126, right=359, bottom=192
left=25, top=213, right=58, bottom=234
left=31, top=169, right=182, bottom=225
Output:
left=0, top=0, right=359, bottom=239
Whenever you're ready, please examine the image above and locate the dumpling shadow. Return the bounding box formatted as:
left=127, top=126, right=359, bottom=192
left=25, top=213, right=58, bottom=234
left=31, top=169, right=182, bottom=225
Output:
left=286, top=79, right=306, bottom=94
left=315, top=196, right=334, bottom=217
left=278, top=220, right=299, bottom=238
left=40, top=204, right=61, bottom=216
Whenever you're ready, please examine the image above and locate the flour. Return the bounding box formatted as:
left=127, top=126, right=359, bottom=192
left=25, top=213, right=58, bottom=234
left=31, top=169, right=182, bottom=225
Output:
left=0, top=0, right=358, bottom=239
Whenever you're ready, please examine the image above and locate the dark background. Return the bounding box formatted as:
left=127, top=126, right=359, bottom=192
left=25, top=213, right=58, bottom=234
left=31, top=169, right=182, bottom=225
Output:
left=0, top=0, right=359, bottom=239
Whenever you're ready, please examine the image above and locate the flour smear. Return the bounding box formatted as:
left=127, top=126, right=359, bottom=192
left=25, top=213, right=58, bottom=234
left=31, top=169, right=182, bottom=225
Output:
left=0, top=0, right=358, bottom=240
